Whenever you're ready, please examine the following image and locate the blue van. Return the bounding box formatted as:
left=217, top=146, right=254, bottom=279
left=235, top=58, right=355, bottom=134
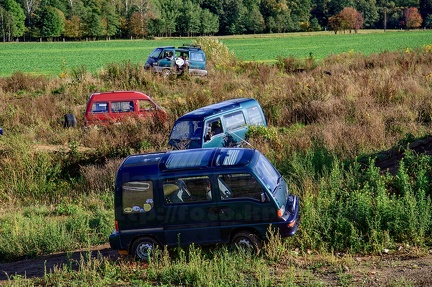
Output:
left=109, top=147, right=300, bottom=260
left=144, top=45, right=207, bottom=77
left=168, top=98, right=267, bottom=149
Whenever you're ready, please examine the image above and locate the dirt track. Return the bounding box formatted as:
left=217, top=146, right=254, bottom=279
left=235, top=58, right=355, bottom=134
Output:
left=0, top=244, right=118, bottom=281
left=1, top=245, right=432, bottom=286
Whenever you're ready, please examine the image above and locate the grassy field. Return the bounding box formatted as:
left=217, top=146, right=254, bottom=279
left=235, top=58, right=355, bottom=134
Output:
left=1, top=30, right=432, bottom=77
left=1, top=36, right=432, bottom=286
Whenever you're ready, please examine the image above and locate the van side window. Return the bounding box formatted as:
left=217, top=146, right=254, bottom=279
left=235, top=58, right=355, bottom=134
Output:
left=91, top=102, right=108, bottom=113
left=224, top=111, right=246, bottom=131
left=139, top=100, right=155, bottom=111
left=205, top=119, right=223, bottom=141
left=247, top=106, right=265, bottom=125
left=190, top=52, right=204, bottom=61
left=218, top=174, right=264, bottom=201
left=112, top=101, right=134, bottom=113
left=122, top=181, right=154, bottom=213
left=163, top=176, right=211, bottom=204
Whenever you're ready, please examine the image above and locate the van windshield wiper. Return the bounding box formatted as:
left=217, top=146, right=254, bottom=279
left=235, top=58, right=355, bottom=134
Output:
left=272, top=176, right=283, bottom=194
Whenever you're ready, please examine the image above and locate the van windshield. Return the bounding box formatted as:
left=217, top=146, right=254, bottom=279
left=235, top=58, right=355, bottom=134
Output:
left=170, top=120, right=203, bottom=140
left=149, top=48, right=163, bottom=58
left=253, top=154, right=288, bottom=208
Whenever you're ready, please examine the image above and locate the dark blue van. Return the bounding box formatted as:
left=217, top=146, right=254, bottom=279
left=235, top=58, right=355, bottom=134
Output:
left=168, top=98, right=267, bottom=150
left=109, top=148, right=300, bottom=260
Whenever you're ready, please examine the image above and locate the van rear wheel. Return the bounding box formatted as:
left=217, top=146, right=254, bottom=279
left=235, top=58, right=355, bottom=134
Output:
left=131, top=237, right=160, bottom=261
left=232, top=231, right=262, bottom=255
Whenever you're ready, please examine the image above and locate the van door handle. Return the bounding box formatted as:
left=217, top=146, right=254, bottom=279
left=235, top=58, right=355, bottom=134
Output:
left=207, top=207, right=219, bottom=215
left=219, top=208, right=230, bottom=214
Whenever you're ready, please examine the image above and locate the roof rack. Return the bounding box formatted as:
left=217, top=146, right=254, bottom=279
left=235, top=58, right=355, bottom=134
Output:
left=180, top=44, right=202, bottom=49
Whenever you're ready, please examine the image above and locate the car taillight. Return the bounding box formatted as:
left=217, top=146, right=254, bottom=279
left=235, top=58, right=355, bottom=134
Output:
left=115, top=220, right=119, bottom=232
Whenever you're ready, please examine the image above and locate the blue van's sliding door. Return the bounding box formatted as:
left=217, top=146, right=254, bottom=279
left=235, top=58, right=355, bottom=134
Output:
left=161, top=175, right=221, bottom=246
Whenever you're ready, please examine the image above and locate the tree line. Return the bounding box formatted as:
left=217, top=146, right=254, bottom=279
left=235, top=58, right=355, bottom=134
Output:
left=1, top=0, right=431, bottom=42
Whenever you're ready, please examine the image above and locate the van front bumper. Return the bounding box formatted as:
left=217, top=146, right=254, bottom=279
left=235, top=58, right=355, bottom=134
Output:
left=277, top=195, right=300, bottom=237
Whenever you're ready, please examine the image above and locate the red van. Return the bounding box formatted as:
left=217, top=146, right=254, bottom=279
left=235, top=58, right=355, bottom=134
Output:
left=83, top=91, right=167, bottom=126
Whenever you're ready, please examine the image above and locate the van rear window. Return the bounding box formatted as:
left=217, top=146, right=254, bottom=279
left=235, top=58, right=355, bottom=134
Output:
left=122, top=181, right=154, bottom=213
left=247, top=106, right=265, bottom=125
left=190, top=52, right=204, bottom=61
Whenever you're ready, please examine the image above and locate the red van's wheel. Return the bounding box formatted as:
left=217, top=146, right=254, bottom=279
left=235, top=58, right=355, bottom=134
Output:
left=231, top=231, right=262, bottom=254
left=131, top=237, right=160, bottom=261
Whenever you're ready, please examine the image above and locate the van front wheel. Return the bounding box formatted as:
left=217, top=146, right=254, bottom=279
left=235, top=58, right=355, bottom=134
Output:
left=232, top=231, right=262, bottom=254
left=131, top=237, right=160, bottom=261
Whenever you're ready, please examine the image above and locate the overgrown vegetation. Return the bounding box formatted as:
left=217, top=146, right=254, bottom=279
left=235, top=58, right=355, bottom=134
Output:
left=0, top=38, right=432, bottom=285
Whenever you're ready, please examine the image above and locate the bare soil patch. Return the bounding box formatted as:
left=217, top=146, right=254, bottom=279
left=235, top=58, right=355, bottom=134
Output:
left=1, top=246, right=431, bottom=285
left=0, top=244, right=117, bottom=281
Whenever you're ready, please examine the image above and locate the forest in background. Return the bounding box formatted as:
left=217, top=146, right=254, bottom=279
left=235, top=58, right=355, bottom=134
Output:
left=0, top=0, right=431, bottom=42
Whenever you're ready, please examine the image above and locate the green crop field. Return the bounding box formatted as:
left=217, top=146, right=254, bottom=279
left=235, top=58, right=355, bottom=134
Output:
left=0, top=30, right=431, bottom=77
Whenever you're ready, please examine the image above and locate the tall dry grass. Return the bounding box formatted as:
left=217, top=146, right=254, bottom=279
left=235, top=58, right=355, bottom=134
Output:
left=1, top=45, right=431, bottom=159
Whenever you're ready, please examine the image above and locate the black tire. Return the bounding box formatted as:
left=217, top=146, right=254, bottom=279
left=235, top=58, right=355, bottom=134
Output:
left=131, top=237, right=160, bottom=261
left=162, top=69, right=171, bottom=77
left=231, top=231, right=262, bottom=254
left=64, top=113, right=77, bottom=128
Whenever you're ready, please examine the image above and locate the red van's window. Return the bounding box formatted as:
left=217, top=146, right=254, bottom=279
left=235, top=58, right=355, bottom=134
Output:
left=112, top=101, right=134, bottom=113
left=139, top=100, right=155, bottom=111
left=91, top=102, right=108, bottom=113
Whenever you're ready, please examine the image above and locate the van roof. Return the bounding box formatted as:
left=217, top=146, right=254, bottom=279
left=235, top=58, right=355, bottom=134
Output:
left=177, top=98, right=258, bottom=121
left=119, top=148, right=257, bottom=176
left=88, top=91, right=153, bottom=102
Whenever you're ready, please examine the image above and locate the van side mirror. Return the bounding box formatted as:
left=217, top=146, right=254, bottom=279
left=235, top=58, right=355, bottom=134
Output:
left=260, top=193, right=268, bottom=203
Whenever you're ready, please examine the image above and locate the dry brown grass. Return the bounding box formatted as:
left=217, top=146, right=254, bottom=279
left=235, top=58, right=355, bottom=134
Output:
left=0, top=46, right=431, bottom=162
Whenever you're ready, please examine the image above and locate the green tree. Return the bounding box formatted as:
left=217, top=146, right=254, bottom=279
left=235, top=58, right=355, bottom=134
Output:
left=201, top=8, right=218, bottom=35
left=419, top=0, right=432, bottom=25
left=425, top=13, right=432, bottom=27
left=86, top=11, right=104, bottom=39
left=39, top=5, right=65, bottom=39
left=260, top=0, right=293, bottom=32
left=153, top=0, right=181, bottom=36
left=63, top=14, right=81, bottom=38
left=101, top=1, right=120, bottom=39
left=354, top=0, right=379, bottom=28
left=177, top=0, right=201, bottom=36
left=291, top=0, right=313, bottom=25
left=311, top=0, right=330, bottom=29
left=0, top=6, right=13, bottom=41
left=3, top=0, right=26, bottom=40
left=18, top=0, right=42, bottom=29
left=219, top=0, right=246, bottom=34
left=245, top=4, right=265, bottom=33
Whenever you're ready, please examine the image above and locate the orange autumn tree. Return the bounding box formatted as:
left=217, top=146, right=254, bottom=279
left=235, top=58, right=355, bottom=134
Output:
left=404, top=7, right=422, bottom=30
left=338, top=7, right=364, bottom=33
